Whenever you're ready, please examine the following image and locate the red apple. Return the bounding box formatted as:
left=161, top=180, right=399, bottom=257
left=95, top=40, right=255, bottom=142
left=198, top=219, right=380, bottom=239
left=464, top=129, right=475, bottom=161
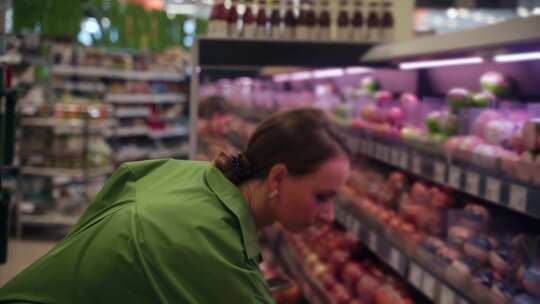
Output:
left=329, top=250, right=351, bottom=277
left=321, top=273, right=338, bottom=292
left=356, top=274, right=380, bottom=302
left=332, top=284, right=352, bottom=304
left=342, top=262, right=365, bottom=291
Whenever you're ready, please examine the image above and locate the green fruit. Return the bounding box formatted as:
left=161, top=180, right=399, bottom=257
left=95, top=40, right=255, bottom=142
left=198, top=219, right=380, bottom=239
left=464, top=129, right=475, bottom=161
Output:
left=447, top=88, right=473, bottom=111
left=360, top=76, right=380, bottom=94
left=426, top=111, right=442, bottom=134
left=480, top=72, right=510, bottom=98
left=472, top=92, right=495, bottom=107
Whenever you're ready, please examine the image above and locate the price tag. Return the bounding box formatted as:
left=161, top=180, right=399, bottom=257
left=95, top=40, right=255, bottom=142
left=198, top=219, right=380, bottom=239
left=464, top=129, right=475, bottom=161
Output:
left=400, top=151, right=409, bottom=169
left=369, top=231, right=378, bottom=251
left=408, top=263, right=423, bottom=288
left=434, top=161, right=446, bottom=183
left=440, top=285, right=456, bottom=304
left=351, top=220, right=361, bottom=237
left=381, top=145, right=388, bottom=161
left=361, top=140, right=367, bottom=155
left=384, top=146, right=391, bottom=162
left=485, top=177, right=501, bottom=203
left=448, top=166, right=461, bottom=189
left=509, top=184, right=527, bottom=213
left=465, top=171, right=480, bottom=196
left=412, top=156, right=422, bottom=175
left=391, top=149, right=399, bottom=165
left=389, top=248, right=401, bottom=271
left=345, top=214, right=354, bottom=230
left=422, top=272, right=436, bottom=300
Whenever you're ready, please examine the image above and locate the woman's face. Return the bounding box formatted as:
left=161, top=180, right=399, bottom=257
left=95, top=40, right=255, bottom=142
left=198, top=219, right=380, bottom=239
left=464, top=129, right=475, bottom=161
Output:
left=273, top=156, right=350, bottom=232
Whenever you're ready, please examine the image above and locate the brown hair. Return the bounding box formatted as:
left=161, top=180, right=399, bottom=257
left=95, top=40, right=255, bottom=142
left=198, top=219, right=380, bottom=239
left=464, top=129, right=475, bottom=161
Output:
left=214, top=108, right=351, bottom=185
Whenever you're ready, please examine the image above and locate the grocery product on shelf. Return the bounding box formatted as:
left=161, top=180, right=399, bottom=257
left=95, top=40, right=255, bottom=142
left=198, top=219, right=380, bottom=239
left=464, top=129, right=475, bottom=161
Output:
left=256, top=0, right=269, bottom=38
left=242, top=0, right=257, bottom=38
left=269, top=0, right=282, bottom=39
left=340, top=163, right=540, bottom=303
left=266, top=223, right=421, bottom=304
left=317, top=0, right=331, bottom=40
left=337, top=0, right=351, bottom=41
left=352, top=0, right=365, bottom=41
left=228, top=0, right=240, bottom=37
left=208, top=0, right=229, bottom=38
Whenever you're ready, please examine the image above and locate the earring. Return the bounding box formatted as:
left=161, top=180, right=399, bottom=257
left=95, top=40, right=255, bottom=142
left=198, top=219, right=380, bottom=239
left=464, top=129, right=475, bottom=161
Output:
left=268, top=190, right=278, bottom=200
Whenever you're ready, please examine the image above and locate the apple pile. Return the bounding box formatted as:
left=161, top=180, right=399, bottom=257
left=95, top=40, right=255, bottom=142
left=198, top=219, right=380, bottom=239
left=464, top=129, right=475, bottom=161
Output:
left=288, top=225, right=415, bottom=304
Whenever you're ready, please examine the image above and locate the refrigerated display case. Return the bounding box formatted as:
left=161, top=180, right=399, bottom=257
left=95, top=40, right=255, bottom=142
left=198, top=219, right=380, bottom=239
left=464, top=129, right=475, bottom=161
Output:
left=190, top=15, right=540, bottom=304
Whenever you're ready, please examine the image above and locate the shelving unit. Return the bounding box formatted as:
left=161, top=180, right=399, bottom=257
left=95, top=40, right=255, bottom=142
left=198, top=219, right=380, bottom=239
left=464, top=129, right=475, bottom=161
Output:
left=51, top=65, right=186, bottom=82
left=349, top=132, right=540, bottom=219
left=15, top=45, right=190, bottom=236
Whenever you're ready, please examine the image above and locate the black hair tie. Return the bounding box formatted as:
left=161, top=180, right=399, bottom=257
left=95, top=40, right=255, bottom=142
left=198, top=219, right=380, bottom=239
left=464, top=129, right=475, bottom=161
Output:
left=231, top=153, right=253, bottom=183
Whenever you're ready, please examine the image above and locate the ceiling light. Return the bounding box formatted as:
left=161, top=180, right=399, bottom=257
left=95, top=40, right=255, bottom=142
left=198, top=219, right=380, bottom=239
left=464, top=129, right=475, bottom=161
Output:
left=399, top=57, right=484, bottom=70
left=494, top=51, right=540, bottom=63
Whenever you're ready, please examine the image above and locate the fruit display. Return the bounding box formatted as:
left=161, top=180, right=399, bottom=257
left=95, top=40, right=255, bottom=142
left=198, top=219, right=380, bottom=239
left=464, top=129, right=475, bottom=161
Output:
left=284, top=224, right=418, bottom=304
left=480, top=72, right=511, bottom=98
left=197, top=59, right=540, bottom=303
left=342, top=166, right=540, bottom=303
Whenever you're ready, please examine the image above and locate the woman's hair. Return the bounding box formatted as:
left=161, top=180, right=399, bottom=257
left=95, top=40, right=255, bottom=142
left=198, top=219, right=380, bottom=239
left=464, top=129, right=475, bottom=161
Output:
left=214, top=108, right=351, bottom=185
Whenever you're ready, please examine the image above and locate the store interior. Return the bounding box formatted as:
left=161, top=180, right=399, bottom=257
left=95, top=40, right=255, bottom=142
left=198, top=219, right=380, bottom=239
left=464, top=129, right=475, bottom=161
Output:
left=2, top=0, right=540, bottom=303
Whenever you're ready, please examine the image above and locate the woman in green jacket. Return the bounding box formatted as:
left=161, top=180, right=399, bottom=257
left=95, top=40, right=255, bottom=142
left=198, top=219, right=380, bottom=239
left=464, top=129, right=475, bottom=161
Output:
left=0, top=108, right=351, bottom=303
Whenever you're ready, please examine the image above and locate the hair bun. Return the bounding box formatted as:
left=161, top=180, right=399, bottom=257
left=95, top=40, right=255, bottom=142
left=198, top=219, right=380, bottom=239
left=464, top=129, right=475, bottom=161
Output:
left=214, top=152, right=254, bottom=185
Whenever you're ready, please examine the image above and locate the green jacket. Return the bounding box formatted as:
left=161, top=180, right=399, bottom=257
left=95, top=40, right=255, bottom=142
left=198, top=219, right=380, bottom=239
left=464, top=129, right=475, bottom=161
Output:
left=0, top=160, right=274, bottom=303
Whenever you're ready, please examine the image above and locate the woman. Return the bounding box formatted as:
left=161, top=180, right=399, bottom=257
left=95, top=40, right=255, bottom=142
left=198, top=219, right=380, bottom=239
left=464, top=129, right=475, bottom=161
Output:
left=0, top=108, right=351, bottom=303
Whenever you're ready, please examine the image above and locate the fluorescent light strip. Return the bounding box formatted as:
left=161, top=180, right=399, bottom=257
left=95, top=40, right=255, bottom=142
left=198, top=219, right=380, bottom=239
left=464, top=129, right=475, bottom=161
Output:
left=313, top=68, right=344, bottom=79
left=399, top=56, right=484, bottom=70
left=289, top=71, right=312, bottom=81
left=494, top=51, right=540, bottom=63
left=273, top=74, right=290, bottom=82
left=345, top=66, right=373, bottom=75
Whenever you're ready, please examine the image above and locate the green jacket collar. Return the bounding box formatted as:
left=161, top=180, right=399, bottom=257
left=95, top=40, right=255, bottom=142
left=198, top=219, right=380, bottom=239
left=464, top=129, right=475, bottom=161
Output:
left=204, top=165, right=261, bottom=261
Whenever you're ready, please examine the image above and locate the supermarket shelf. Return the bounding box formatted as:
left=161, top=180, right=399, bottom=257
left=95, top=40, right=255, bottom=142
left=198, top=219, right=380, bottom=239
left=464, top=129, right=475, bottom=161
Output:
left=148, top=127, right=188, bottom=139
left=148, top=147, right=189, bottom=159
left=53, top=81, right=107, bottom=93
left=116, top=146, right=189, bottom=163
left=20, top=166, right=114, bottom=178
left=105, top=93, right=187, bottom=104
left=197, top=37, right=375, bottom=68
left=19, top=212, right=80, bottom=226
left=115, top=108, right=151, bottom=118
left=349, top=131, right=540, bottom=220
left=51, top=65, right=186, bottom=82
left=111, top=126, right=149, bottom=137
left=334, top=199, right=476, bottom=304
left=21, top=117, right=113, bottom=134
left=362, top=16, right=540, bottom=64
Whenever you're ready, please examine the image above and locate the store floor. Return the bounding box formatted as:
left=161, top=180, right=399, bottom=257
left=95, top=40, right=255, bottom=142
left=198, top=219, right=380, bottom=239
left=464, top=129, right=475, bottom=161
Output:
left=0, top=238, right=59, bottom=286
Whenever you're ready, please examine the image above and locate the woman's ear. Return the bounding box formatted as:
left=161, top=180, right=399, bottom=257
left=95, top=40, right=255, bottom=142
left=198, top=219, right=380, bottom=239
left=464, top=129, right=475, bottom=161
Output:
left=267, top=163, right=288, bottom=191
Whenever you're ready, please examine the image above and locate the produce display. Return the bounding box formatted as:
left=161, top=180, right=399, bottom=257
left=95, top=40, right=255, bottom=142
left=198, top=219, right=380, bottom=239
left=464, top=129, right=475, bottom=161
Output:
left=197, top=61, right=540, bottom=304
left=346, top=73, right=540, bottom=186
left=342, top=166, right=540, bottom=303
left=283, top=224, right=418, bottom=304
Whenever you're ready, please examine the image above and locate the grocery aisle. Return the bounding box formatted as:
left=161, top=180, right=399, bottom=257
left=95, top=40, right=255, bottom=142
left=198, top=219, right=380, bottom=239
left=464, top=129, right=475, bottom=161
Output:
left=0, top=239, right=57, bottom=286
